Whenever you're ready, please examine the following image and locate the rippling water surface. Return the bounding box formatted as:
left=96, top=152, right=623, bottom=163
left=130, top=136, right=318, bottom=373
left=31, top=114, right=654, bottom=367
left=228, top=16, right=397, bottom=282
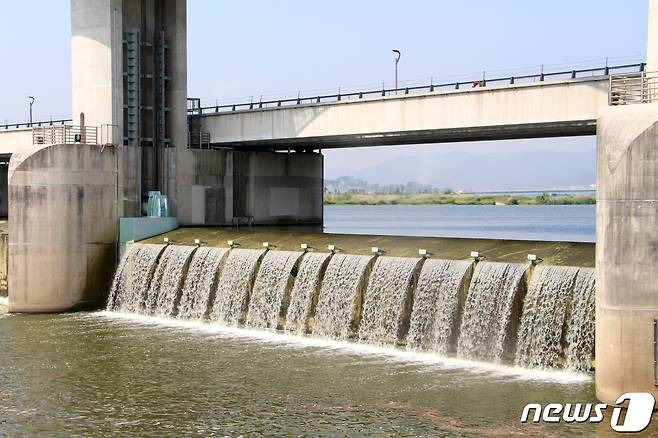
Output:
left=324, top=205, right=596, bottom=242
left=0, top=311, right=637, bottom=437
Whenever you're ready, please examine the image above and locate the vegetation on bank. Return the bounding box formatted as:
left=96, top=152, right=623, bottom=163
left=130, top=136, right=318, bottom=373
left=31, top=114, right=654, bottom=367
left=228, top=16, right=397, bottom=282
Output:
left=324, top=192, right=596, bottom=206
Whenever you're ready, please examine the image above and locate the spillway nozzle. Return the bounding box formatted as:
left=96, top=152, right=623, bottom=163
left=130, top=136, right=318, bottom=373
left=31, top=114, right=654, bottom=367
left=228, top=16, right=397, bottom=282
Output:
left=164, top=237, right=173, bottom=245
left=527, top=254, right=543, bottom=265
left=419, top=249, right=430, bottom=258
left=301, top=243, right=312, bottom=252
left=262, top=242, right=273, bottom=249
left=227, top=240, right=239, bottom=249
left=327, top=244, right=338, bottom=254
left=371, top=247, right=384, bottom=255
left=470, top=251, right=484, bottom=262
left=194, top=239, right=204, bottom=247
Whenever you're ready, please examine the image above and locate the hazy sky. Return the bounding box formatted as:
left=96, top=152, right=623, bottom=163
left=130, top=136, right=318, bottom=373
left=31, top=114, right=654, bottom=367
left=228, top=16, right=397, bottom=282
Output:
left=0, top=1, right=650, bottom=180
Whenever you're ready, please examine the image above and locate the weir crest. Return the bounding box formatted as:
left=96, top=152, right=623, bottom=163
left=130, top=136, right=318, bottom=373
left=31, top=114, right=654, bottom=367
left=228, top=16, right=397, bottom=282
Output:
left=108, top=243, right=596, bottom=372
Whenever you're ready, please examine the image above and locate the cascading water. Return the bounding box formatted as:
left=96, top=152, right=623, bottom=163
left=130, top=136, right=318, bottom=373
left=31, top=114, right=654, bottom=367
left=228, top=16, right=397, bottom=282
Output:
left=515, top=265, right=592, bottom=369
left=107, top=243, right=166, bottom=313
left=358, top=256, right=421, bottom=344
left=177, top=247, right=228, bottom=320
left=246, top=251, right=302, bottom=329
left=564, top=268, right=596, bottom=371
left=107, top=243, right=598, bottom=374
left=144, top=245, right=197, bottom=316
left=406, top=259, right=472, bottom=353
left=210, top=249, right=265, bottom=325
left=457, top=262, right=526, bottom=362
left=284, top=252, right=331, bottom=334
left=313, top=254, right=373, bottom=339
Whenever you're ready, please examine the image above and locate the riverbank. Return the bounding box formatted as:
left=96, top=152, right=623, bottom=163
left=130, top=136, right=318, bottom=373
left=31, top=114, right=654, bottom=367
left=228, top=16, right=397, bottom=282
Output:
left=324, top=193, right=596, bottom=206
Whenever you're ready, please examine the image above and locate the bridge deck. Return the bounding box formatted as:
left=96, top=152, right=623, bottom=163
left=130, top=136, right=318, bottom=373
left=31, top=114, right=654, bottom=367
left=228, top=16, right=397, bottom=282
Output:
left=198, top=77, right=610, bottom=150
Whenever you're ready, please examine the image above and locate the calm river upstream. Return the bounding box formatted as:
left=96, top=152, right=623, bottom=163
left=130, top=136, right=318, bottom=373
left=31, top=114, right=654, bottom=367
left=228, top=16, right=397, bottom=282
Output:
left=324, top=205, right=596, bottom=242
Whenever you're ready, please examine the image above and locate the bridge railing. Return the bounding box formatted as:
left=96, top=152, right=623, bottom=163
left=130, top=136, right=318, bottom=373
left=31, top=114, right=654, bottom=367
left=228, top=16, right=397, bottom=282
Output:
left=189, top=63, right=645, bottom=115
left=32, top=125, right=98, bottom=145
left=609, top=71, right=658, bottom=105
left=3, top=118, right=72, bottom=130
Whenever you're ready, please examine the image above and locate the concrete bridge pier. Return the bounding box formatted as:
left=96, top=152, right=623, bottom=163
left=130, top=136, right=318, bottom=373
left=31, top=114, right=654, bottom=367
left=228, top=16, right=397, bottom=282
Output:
left=596, top=103, right=658, bottom=404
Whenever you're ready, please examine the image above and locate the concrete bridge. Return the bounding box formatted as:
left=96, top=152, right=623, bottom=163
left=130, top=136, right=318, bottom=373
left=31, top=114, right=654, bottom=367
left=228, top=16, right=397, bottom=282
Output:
left=2, top=0, right=658, bottom=406
left=191, top=71, right=624, bottom=150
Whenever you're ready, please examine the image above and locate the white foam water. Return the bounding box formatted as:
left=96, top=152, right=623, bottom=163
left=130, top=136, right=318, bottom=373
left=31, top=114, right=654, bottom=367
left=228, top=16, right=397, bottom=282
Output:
left=358, top=256, right=420, bottom=344
left=98, top=311, right=592, bottom=385
left=246, top=251, right=302, bottom=329
left=210, top=249, right=265, bottom=325
left=457, top=262, right=526, bottom=362
left=108, top=243, right=166, bottom=313
left=407, top=259, right=472, bottom=353
left=177, top=247, right=228, bottom=320
left=284, top=252, right=331, bottom=334
left=565, top=268, right=596, bottom=371
left=144, top=245, right=197, bottom=316
left=313, top=254, right=373, bottom=339
left=515, top=265, right=580, bottom=368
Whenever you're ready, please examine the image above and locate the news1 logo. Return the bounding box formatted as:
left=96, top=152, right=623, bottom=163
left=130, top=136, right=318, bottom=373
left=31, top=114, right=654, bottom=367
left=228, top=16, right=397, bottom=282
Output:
left=521, top=392, right=655, bottom=433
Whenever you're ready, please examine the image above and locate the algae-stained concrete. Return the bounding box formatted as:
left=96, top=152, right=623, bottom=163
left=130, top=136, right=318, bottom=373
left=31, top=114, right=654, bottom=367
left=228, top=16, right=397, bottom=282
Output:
left=8, top=143, right=117, bottom=313
left=142, top=227, right=594, bottom=267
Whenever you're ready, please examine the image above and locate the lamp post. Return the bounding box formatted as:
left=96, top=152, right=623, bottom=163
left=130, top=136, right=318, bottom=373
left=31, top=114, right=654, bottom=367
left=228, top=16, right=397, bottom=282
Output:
left=392, top=50, right=401, bottom=92
left=28, top=96, right=35, bottom=126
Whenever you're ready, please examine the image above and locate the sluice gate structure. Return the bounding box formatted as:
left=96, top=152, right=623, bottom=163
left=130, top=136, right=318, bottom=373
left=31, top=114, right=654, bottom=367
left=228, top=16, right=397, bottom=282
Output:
left=0, top=0, right=656, bottom=404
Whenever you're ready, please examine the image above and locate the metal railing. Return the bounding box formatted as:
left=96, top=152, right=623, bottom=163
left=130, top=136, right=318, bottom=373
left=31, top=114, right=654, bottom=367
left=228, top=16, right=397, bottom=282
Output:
left=3, top=118, right=72, bottom=130
left=188, top=131, right=210, bottom=149
left=189, top=62, right=645, bottom=115
left=32, top=125, right=98, bottom=145
left=609, top=71, right=658, bottom=105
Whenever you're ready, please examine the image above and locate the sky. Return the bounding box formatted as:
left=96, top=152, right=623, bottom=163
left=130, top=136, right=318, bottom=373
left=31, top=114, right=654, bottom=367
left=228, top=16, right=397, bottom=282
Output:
left=0, top=1, right=650, bottom=185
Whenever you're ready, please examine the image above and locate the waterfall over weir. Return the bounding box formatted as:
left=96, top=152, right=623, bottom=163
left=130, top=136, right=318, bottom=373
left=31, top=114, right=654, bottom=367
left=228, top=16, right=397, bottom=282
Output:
left=515, top=266, right=596, bottom=370
left=177, top=247, right=228, bottom=320
left=358, top=256, right=421, bottom=344
left=284, top=252, right=331, bottom=334
left=246, top=251, right=302, bottom=330
left=108, top=243, right=597, bottom=372
left=407, top=259, right=473, bottom=353
left=457, top=262, right=527, bottom=362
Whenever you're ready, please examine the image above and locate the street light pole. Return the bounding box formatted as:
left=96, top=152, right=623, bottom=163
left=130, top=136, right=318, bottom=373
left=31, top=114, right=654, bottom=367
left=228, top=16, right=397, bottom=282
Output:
left=392, top=50, right=401, bottom=92
left=28, top=96, right=35, bottom=126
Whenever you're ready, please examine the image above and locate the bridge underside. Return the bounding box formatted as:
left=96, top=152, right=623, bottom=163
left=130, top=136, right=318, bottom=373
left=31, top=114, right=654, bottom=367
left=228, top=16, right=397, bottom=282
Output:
left=198, top=77, right=609, bottom=150
left=209, top=120, right=597, bottom=150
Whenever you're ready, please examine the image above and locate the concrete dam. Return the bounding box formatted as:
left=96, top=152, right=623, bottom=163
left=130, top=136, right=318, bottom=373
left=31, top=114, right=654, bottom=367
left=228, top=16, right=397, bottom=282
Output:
left=109, top=242, right=596, bottom=372
left=2, top=0, right=658, bottom=409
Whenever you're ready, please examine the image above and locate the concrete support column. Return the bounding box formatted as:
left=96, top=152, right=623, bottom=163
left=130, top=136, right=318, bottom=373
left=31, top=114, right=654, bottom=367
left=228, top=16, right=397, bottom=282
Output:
left=647, top=0, right=658, bottom=72
left=8, top=144, right=118, bottom=312
left=596, top=103, right=658, bottom=403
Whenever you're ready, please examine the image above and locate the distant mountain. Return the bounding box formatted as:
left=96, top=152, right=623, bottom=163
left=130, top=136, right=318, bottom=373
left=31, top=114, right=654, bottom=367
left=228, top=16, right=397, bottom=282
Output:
left=325, top=176, right=434, bottom=194
left=325, top=148, right=595, bottom=192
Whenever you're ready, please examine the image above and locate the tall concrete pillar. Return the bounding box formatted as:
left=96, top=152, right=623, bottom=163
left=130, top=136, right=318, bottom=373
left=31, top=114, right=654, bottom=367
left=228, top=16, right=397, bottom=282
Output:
left=595, top=0, right=658, bottom=404
left=71, top=0, right=187, bottom=218
left=648, top=0, right=658, bottom=72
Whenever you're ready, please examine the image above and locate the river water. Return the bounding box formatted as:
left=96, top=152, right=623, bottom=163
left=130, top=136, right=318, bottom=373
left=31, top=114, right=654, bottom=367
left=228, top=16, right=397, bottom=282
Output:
left=324, top=205, right=596, bottom=242
left=0, top=311, right=623, bottom=437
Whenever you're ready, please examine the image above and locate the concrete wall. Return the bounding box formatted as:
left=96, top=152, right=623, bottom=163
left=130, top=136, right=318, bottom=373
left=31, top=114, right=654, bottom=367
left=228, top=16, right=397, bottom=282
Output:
left=176, top=149, right=323, bottom=226
left=0, top=128, right=34, bottom=155
left=596, top=103, right=658, bottom=404
left=177, top=148, right=234, bottom=225
left=239, top=151, right=323, bottom=224
left=200, top=78, right=609, bottom=149
left=8, top=144, right=117, bottom=312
